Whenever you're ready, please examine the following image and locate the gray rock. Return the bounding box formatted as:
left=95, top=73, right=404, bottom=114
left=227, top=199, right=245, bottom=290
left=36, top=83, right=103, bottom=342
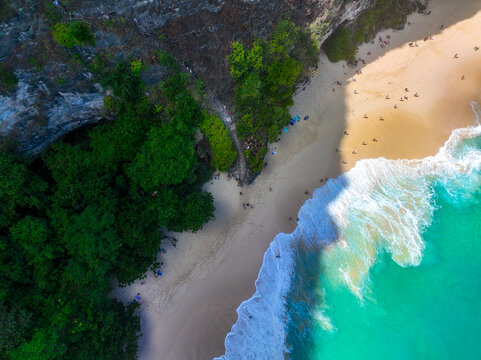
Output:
left=0, top=72, right=104, bottom=155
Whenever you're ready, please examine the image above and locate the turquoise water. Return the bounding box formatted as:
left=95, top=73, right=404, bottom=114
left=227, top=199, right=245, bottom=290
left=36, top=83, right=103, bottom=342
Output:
left=305, top=173, right=481, bottom=360
left=217, top=121, right=481, bottom=360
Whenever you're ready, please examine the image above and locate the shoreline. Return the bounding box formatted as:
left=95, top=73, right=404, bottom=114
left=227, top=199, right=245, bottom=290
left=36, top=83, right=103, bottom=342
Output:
left=114, top=1, right=481, bottom=359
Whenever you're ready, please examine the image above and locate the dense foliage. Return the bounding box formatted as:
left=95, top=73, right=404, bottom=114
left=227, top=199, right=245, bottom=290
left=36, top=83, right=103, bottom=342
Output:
left=228, top=20, right=318, bottom=173
left=0, top=63, right=17, bottom=94
left=199, top=113, right=237, bottom=171
left=0, top=56, right=220, bottom=359
left=324, top=0, right=417, bottom=62
left=52, top=21, right=94, bottom=48
left=323, top=26, right=357, bottom=63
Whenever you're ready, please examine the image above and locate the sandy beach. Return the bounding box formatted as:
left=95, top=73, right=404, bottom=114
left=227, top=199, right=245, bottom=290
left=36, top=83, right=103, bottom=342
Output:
left=114, top=1, right=481, bottom=359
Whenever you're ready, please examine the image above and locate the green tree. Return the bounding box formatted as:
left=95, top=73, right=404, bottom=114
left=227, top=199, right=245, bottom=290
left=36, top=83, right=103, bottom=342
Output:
left=128, top=124, right=197, bottom=191
left=235, top=72, right=262, bottom=111
left=167, top=191, right=215, bottom=232
left=200, top=113, right=237, bottom=171
left=7, top=328, right=66, bottom=360
left=247, top=40, right=264, bottom=70
left=53, top=21, right=94, bottom=48
left=228, top=42, right=248, bottom=80
left=323, top=26, right=357, bottom=62
left=264, top=58, right=301, bottom=99
left=0, top=304, right=32, bottom=355
left=42, top=142, right=114, bottom=215
left=0, top=153, right=46, bottom=228
left=63, top=206, right=120, bottom=288
left=0, top=63, right=18, bottom=93
left=156, top=49, right=179, bottom=71
left=114, top=198, right=162, bottom=285
left=100, top=62, right=144, bottom=103
left=89, top=112, right=150, bottom=166
left=10, top=217, right=56, bottom=290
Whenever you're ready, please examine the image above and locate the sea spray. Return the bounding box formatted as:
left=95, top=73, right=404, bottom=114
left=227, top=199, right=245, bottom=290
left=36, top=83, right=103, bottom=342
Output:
left=216, top=105, right=481, bottom=360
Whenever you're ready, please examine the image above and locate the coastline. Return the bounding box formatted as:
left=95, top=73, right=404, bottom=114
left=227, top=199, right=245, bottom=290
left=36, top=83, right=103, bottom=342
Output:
left=114, top=1, right=481, bottom=359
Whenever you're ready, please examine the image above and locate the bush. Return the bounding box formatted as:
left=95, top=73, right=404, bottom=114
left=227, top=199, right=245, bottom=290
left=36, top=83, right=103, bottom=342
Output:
left=236, top=114, right=255, bottom=140
left=156, top=49, right=179, bottom=71
left=0, top=63, right=18, bottom=93
left=200, top=113, right=237, bottom=171
left=323, top=26, right=357, bottom=63
left=130, top=60, right=143, bottom=75
left=244, top=147, right=267, bottom=174
left=0, top=0, right=15, bottom=22
left=53, top=21, right=94, bottom=48
left=100, top=62, right=144, bottom=104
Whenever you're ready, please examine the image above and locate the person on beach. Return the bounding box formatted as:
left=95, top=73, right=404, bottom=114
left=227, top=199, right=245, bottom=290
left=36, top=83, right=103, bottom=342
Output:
left=373, top=138, right=378, bottom=142
left=461, top=75, right=466, bottom=80
left=386, top=95, right=390, bottom=99
left=352, top=150, right=357, bottom=154
left=454, top=53, right=459, bottom=58
left=394, top=104, right=398, bottom=109
left=363, top=114, right=368, bottom=119
left=379, top=116, right=384, bottom=121
left=362, top=141, right=367, bottom=145
left=344, top=131, right=349, bottom=135
left=414, top=92, right=419, bottom=97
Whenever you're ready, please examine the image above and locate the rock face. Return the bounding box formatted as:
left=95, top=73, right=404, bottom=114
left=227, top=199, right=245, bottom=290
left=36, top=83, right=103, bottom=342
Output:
left=0, top=0, right=423, bottom=154
left=0, top=74, right=105, bottom=154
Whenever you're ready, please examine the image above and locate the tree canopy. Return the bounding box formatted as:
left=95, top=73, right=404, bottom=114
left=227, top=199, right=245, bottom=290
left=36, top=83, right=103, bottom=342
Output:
left=0, top=55, right=219, bottom=359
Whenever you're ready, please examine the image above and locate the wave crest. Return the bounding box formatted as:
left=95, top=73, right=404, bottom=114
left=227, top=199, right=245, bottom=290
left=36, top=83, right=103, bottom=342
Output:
left=216, top=105, right=481, bottom=360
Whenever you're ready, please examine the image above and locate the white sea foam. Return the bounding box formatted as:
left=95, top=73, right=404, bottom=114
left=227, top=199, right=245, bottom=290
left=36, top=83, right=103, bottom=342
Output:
left=215, top=105, right=481, bottom=360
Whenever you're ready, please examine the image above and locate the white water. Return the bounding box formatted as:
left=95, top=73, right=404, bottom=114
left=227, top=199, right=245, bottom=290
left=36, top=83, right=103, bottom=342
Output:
left=215, top=104, right=481, bottom=360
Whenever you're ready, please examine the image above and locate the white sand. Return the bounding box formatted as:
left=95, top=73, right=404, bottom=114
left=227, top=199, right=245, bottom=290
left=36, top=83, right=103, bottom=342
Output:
left=114, top=1, right=481, bottom=359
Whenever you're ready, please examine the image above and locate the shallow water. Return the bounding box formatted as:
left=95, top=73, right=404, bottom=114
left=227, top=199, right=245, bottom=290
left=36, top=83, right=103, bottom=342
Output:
left=300, top=172, right=481, bottom=360
left=216, top=105, right=481, bottom=360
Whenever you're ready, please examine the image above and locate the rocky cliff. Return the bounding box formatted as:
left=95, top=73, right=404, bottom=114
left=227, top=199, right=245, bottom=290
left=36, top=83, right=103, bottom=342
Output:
left=0, top=0, right=424, bottom=155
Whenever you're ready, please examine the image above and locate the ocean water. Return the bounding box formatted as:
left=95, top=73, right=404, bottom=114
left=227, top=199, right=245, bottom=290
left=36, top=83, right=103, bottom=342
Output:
left=215, top=103, right=481, bottom=360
